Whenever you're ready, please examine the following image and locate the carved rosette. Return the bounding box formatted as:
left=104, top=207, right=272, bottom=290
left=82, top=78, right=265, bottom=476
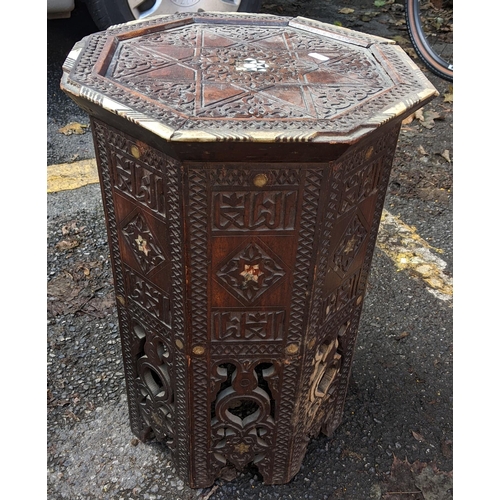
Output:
left=216, top=241, right=286, bottom=304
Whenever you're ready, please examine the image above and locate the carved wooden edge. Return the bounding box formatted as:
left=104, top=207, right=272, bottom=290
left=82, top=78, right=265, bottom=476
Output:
left=91, top=119, right=145, bottom=438
left=90, top=118, right=192, bottom=484
left=60, top=12, right=438, bottom=145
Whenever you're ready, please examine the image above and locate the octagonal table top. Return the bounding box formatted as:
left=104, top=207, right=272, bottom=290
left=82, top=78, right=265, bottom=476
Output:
left=61, top=12, right=437, bottom=143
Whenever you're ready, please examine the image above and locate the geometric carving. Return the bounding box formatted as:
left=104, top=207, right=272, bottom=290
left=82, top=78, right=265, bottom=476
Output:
left=113, top=154, right=167, bottom=218
left=212, top=310, right=285, bottom=341
left=330, top=213, right=368, bottom=276
left=64, top=10, right=438, bottom=146
left=122, top=212, right=166, bottom=274
left=213, top=190, right=298, bottom=231
left=124, top=267, right=172, bottom=326
left=110, top=24, right=389, bottom=123
left=216, top=241, right=286, bottom=304
left=339, top=159, right=384, bottom=216
left=132, top=321, right=176, bottom=446
left=210, top=361, right=278, bottom=474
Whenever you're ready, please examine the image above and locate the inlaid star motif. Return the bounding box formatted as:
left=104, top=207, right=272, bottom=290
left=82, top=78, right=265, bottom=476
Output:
left=135, top=235, right=150, bottom=256
left=234, top=442, right=250, bottom=455
left=240, top=264, right=263, bottom=284
left=216, top=241, right=286, bottom=304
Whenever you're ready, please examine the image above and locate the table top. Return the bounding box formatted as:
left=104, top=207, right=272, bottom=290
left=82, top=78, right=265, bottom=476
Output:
left=61, top=12, right=437, bottom=144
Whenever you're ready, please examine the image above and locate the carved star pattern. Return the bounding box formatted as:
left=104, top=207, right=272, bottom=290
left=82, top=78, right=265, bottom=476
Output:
left=135, top=235, right=150, bottom=256
left=240, top=264, right=263, bottom=284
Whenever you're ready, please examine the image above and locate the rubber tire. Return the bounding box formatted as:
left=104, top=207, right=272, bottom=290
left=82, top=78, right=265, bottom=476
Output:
left=85, top=0, right=262, bottom=30
left=405, top=0, right=453, bottom=82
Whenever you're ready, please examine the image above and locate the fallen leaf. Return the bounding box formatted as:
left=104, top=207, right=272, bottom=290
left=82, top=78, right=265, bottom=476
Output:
left=339, top=7, right=355, bottom=14
left=418, top=145, right=428, bottom=155
left=56, top=238, right=80, bottom=251
left=441, top=439, right=452, bottom=459
left=381, top=456, right=424, bottom=500
left=58, top=122, right=88, bottom=135
left=402, top=113, right=415, bottom=125
left=412, top=430, right=425, bottom=442
left=63, top=410, right=80, bottom=421
left=441, top=150, right=451, bottom=162
left=414, top=465, right=453, bottom=500
left=417, top=110, right=443, bottom=129
left=396, top=332, right=409, bottom=340
left=443, top=85, right=453, bottom=103
left=47, top=273, right=82, bottom=316
left=381, top=457, right=452, bottom=500
left=392, top=35, right=410, bottom=46
left=62, top=221, right=84, bottom=235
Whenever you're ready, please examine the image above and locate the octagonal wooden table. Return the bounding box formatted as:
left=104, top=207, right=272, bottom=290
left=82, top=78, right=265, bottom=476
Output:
left=61, top=12, right=437, bottom=488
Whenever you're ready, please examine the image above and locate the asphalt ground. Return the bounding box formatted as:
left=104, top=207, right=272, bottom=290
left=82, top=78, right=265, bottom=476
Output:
left=32, top=1, right=490, bottom=499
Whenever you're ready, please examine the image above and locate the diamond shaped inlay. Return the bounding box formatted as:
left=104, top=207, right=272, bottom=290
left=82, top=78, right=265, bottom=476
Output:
left=122, top=212, right=166, bottom=274
left=331, top=213, right=368, bottom=275
left=216, top=241, right=286, bottom=304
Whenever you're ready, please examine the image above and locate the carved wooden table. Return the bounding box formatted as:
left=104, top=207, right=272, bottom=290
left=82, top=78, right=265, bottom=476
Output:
left=61, top=12, right=437, bottom=488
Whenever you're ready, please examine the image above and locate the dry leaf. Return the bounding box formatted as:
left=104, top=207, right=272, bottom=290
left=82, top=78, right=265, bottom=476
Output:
left=62, top=221, right=84, bottom=235
left=56, top=238, right=80, bottom=251
left=392, top=35, right=409, bottom=46
left=402, top=113, right=415, bottom=125
left=443, top=85, right=453, bottom=103
left=339, top=7, right=355, bottom=14
left=381, top=457, right=453, bottom=500
left=396, top=332, right=409, bottom=340
left=441, top=150, right=451, bottom=162
left=414, top=109, right=424, bottom=121
left=418, top=110, right=443, bottom=129
left=414, top=466, right=453, bottom=500
left=441, top=439, right=452, bottom=459
left=58, top=122, right=88, bottom=135
left=412, top=430, right=425, bottom=442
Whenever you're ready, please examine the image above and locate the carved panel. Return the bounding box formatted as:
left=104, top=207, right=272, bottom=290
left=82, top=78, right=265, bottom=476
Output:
left=112, top=153, right=167, bottom=219
left=209, top=360, right=279, bottom=478
left=212, top=309, right=285, bottom=342
left=91, top=118, right=190, bottom=480
left=212, top=190, right=298, bottom=232
left=215, top=241, right=286, bottom=305
left=122, top=211, right=167, bottom=275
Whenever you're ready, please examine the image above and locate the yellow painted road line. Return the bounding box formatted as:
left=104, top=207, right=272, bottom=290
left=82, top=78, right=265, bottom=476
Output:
left=47, top=159, right=99, bottom=193
left=377, top=209, right=453, bottom=302
left=46, top=161, right=452, bottom=302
